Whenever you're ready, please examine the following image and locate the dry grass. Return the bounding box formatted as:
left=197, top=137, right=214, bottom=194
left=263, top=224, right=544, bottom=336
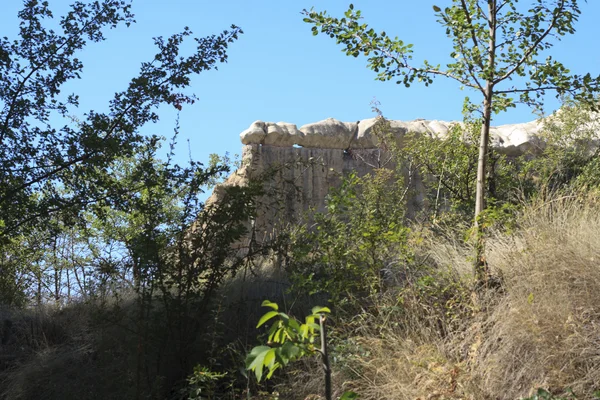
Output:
left=0, top=298, right=138, bottom=400
left=342, top=336, right=474, bottom=400
left=472, top=193, right=600, bottom=399
left=321, top=192, right=600, bottom=400
left=3, top=194, right=600, bottom=399
left=0, top=260, right=304, bottom=400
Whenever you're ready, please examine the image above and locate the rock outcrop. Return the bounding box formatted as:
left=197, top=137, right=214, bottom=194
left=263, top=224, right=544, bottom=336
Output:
left=240, top=117, right=545, bottom=156
left=210, top=116, right=558, bottom=240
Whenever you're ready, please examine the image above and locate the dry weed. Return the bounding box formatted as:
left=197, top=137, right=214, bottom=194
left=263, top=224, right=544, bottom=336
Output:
left=471, top=193, right=600, bottom=399
left=330, top=193, right=600, bottom=400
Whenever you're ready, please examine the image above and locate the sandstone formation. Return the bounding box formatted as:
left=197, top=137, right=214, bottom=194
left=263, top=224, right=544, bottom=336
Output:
left=210, top=116, right=567, bottom=240
left=240, top=117, right=545, bottom=156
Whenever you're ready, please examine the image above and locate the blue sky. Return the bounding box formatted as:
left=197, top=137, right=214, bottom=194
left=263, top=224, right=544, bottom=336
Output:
left=3, top=1, right=600, bottom=168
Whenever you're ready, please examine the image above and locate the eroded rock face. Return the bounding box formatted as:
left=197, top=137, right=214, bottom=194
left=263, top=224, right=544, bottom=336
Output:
left=215, top=115, right=569, bottom=240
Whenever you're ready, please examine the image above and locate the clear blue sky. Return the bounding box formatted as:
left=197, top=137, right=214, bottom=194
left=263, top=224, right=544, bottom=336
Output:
left=3, top=1, right=600, bottom=168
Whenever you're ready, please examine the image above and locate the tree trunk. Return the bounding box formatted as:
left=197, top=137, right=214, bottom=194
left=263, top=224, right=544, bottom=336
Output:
left=474, top=0, right=497, bottom=285
left=474, top=94, right=492, bottom=284
left=475, top=93, right=493, bottom=220
left=320, top=314, right=332, bottom=400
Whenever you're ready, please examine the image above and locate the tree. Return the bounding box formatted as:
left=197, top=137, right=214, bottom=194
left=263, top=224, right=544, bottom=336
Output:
left=88, top=141, right=265, bottom=395
left=0, top=0, right=242, bottom=304
left=303, top=0, right=600, bottom=282
left=0, top=0, right=241, bottom=240
left=286, top=167, right=411, bottom=308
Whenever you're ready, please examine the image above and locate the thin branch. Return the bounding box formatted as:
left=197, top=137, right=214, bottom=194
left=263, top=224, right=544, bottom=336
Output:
left=453, top=31, right=485, bottom=92
left=1, top=10, right=102, bottom=145
left=353, top=32, right=481, bottom=89
left=495, top=85, right=570, bottom=94
left=460, top=0, right=486, bottom=71
left=393, top=52, right=480, bottom=89
left=496, top=0, right=510, bottom=14
left=494, top=0, right=566, bottom=85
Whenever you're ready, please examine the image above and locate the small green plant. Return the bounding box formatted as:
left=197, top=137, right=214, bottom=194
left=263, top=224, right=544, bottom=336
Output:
left=178, top=365, right=227, bottom=400
left=246, top=300, right=358, bottom=400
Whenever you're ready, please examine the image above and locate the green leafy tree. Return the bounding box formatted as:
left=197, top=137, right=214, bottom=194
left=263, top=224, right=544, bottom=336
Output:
left=85, top=136, right=267, bottom=394
left=524, top=99, right=600, bottom=193
left=0, top=0, right=241, bottom=250
left=287, top=167, right=411, bottom=307
left=0, top=0, right=242, bottom=304
left=303, top=0, right=600, bottom=281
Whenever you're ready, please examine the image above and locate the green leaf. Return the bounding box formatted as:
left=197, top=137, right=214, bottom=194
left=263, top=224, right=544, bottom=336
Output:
left=339, top=392, right=359, bottom=400
left=306, top=322, right=320, bottom=332
left=299, top=323, right=309, bottom=339
left=263, top=348, right=276, bottom=368
left=288, top=318, right=301, bottom=332
left=245, top=345, right=270, bottom=368
left=246, top=345, right=271, bottom=382
left=433, top=5, right=441, bottom=12
left=272, top=327, right=282, bottom=343
left=265, top=363, right=280, bottom=379
left=278, top=312, right=290, bottom=323
left=256, top=311, right=279, bottom=328
left=279, top=341, right=300, bottom=363
left=261, top=300, right=278, bottom=311
left=311, top=305, right=331, bottom=314
left=268, top=322, right=279, bottom=342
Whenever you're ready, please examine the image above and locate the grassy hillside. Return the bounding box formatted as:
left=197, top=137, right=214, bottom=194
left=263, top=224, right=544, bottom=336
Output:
left=1, top=193, right=599, bottom=400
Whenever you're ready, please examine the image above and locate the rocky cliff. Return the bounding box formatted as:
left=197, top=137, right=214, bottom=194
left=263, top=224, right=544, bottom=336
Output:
left=239, top=117, right=544, bottom=155
left=210, top=116, right=547, bottom=239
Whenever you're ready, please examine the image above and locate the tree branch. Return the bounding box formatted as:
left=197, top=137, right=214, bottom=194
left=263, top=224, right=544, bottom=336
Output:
left=494, top=0, right=565, bottom=85
left=460, top=0, right=486, bottom=71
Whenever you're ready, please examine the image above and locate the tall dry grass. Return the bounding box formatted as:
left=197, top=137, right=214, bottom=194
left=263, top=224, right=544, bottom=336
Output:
left=473, top=193, right=600, bottom=399
left=332, top=192, right=600, bottom=400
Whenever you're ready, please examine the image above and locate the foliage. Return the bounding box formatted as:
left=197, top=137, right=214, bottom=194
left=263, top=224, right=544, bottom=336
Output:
left=0, top=2, right=269, bottom=398
left=87, top=133, right=269, bottom=396
left=522, top=99, right=600, bottom=194
left=246, top=300, right=330, bottom=382
left=246, top=300, right=357, bottom=400
left=177, top=365, right=227, bottom=400
left=0, top=0, right=242, bottom=305
left=304, top=0, right=600, bottom=115
left=405, top=122, right=479, bottom=218
left=205, top=152, right=242, bottom=189
left=303, top=0, right=600, bottom=282
left=286, top=168, right=411, bottom=306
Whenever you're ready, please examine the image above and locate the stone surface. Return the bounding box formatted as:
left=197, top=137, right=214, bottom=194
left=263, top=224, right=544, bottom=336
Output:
left=239, top=116, right=550, bottom=155
left=298, top=118, right=358, bottom=149
left=219, top=115, right=589, bottom=240
left=489, top=120, right=544, bottom=156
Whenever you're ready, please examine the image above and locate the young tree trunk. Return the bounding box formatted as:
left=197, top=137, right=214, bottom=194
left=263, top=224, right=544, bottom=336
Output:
left=474, top=94, right=492, bottom=284
left=475, top=94, right=493, bottom=219
left=319, top=314, right=332, bottom=400
left=474, top=0, right=497, bottom=285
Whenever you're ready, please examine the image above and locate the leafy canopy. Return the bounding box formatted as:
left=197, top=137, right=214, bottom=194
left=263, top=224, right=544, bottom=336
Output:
left=304, top=1, right=600, bottom=114
left=0, top=0, right=242, bottom=241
